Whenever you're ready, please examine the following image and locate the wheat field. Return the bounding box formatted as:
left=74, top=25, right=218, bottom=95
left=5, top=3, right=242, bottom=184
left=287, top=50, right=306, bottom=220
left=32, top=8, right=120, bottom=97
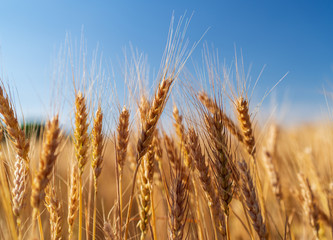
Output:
left=0, top=18, right=332, bottom=240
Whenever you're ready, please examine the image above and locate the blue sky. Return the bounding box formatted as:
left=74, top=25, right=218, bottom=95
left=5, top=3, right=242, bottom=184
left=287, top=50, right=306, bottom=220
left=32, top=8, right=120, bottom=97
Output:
left=0, top=1, right=332, bottom=125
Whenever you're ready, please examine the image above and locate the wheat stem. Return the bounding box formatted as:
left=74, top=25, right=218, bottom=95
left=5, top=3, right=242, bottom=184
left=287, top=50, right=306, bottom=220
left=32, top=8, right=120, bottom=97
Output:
left=91, top=106, right=104, bottom=240
left=116, top=106, right=130, bottom=235
left=73, top=91, right=89, bottom=240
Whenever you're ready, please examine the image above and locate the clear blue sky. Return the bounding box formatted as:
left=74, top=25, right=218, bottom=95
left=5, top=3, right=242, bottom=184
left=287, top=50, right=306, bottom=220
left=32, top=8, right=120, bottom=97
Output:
left=0, top=1, right=332, bottom=124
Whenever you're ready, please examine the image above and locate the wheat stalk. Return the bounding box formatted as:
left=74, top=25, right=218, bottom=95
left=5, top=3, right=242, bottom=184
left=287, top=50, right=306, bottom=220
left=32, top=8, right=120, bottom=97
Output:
left=115, top=106, right=130, bottom=236
left=124, top=77, right=173, bottom=240
left=73, top=91, right=89, bottom=240
left=30, top=115, right=60, bottom=240
left=91, top=105, right=104, bottom=240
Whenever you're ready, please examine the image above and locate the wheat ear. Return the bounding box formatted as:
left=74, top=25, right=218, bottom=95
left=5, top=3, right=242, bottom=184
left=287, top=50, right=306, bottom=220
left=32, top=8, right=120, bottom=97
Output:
left=0, top=85, right=29, bottom=164
left=0, top=84, right=30, bottom=237
left=167, top=166, right=189, bottom=240
left=164, top=134, right=181, bottom=170
left=117, top=106, right=130, bottom=174
left=103, top=221, right=116, bottom=240
left=238, top=160, right=268, bottom=240
left=205, top=112, right=233, bottom=216
left=262, top=124, right=283, bottom=203
left=92, top=106, right=104, bottom=184
left=236, top=97, right=255, bottom=156
left=139, top=96, right=150, bottom=123
left=124, top=78, right=173, bottom=240
left=236, top=96, right=268, bottom=233
left=115, top=106, right=130, bottom=236
left=74, top=91, right=89, bottom=240
left=30, top=115, right=60, bottom=240
left=137, top=78, right=173, bottom=160
left=31, top=116, right=60, bottom=210
left=74, top=91, right=89, bottom=176
left=68, top=164, right=79, bottom=239
left=173, top=106, right=204, bottom=239
left=45, top=185, right=62, bottom=240
left=198, top=91, right=243, bottom=143
left=91, top=106, right=104, bottom=240
left=298, top=173, right=320, bottom=239
left=12, top=155, right=27, bottom=239
left=173, top=105, right=191, bottom=168
left=188, top=128, right=227, bottom=239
